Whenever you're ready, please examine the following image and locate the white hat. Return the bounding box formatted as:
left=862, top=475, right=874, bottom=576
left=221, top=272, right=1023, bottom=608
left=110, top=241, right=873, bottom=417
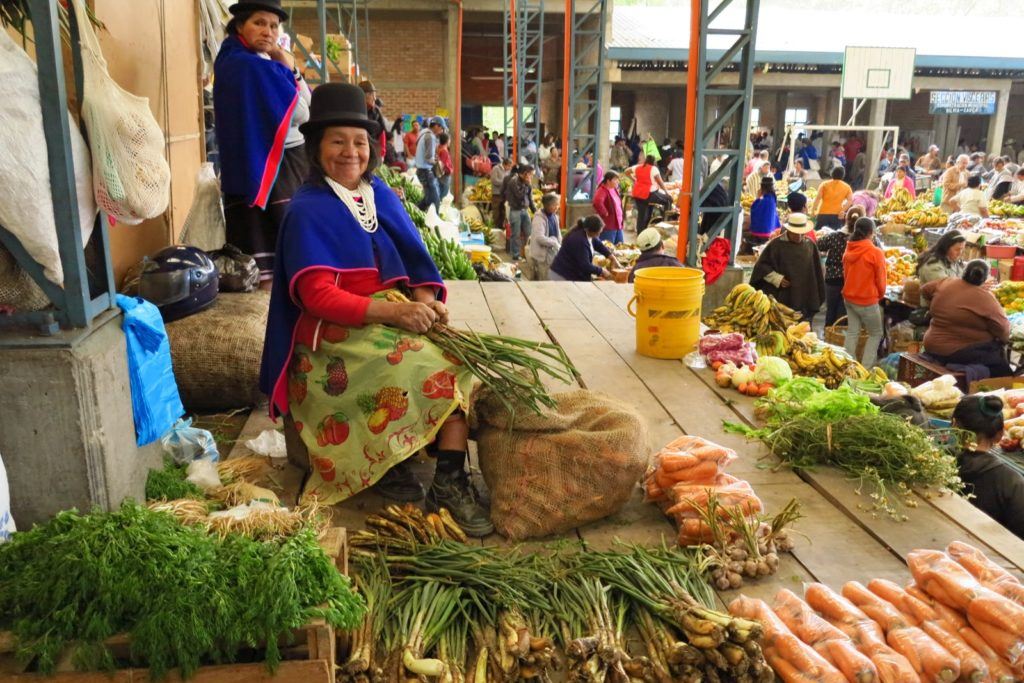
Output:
left=785, top=213, right=813, bottom=235
left=636, top=227, right=663, bottom=251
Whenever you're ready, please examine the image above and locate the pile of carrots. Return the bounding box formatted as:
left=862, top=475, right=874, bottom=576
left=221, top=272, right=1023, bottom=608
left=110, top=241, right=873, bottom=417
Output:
left=643, top=435, right=763, bottom=547
left=728, top=541, right=1024, bottom=683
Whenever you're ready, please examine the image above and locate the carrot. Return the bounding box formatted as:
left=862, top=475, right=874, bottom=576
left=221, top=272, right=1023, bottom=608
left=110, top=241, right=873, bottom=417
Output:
left=842, top=582, right=913, bottom=632
left=867, top=579, right=936, bottom=626
left=657, top=451, right=701, bottom=473
left=654, top=466, right=676, bottom=491
left=965, top=590, right=1024, bottom=635
left=867, top=651, right=921, bottom=683
left=662, top=434, right=712, bottom=451
left=689, top=444, right=736, bottom=463
left=663, top=459, right=721, bottom=484
left=643, top=477, right=665, bottom=502
left=946, top=541, right=1019, bottom=587
left=766, top=648, right=826, bottom=683
left=968, top=617, right=1024, bottom=666
left=919, top=620, right=988, bottom=683
left=886, top=627, right=960, bottom=682
left=806, top=583, right=876, bottom=626
left=957, top=625, right=1019, bottom=683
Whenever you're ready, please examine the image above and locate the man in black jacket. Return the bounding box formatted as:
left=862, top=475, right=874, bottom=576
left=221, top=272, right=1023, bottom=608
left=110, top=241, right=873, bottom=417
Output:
left=359, top=80, right=388, bottom=157
left=628, top=228, right=682, bottom=283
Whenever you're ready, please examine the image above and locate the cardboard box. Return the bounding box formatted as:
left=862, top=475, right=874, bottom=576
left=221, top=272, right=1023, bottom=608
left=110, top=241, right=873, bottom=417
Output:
left=998, top=258, right=1015, bottom=282
left=969, top=376, right=1024, bottom=394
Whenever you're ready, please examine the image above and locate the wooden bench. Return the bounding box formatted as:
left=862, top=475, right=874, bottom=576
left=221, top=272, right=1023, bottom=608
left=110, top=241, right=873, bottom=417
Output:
left=897, top=352, right=968, bottom=392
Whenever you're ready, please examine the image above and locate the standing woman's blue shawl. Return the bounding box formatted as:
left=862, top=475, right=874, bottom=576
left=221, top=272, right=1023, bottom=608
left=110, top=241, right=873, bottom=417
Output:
left=214, top=34, right=299, bottom=209
left=259, top=176, right=446, bottom=418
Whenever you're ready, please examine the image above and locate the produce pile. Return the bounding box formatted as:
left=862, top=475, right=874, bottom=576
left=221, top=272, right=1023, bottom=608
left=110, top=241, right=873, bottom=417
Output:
left=884, top=248, right=916, bottom=287
left=727, top=377, right=962, bottom=518
left=909, top=375, right=964, bottom=418
left=876, top=187, right=918, bottom=216
left=880, top=206, right=948, bottom=228
left=644, top=434, right=800, bottom=591
left=729, top=541, right=1024, bottom=683
left=782, top=322, right=887, bottom=389
left=347, top=516, right=773, bottom=683
left=378, top=165, right=423, bottom=205
left=701, top=331, right=794, bottom=397
left=995, top=280, right=1024, bottom=314
left=991, top=199, right=1024, bottom=218
left=0, top=502, right=365, bottom=678
left=704, top=284, right=803, bottom=337
left=467, top=178, right=493, bottom=203
left=385, top=290, right=576, bottom=416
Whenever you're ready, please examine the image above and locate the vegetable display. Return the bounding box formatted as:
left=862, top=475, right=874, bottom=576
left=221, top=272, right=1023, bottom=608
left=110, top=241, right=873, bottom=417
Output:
left=421, top=224, right=478, bottom=280
left=0, top=502, right=365, bottom=678
left=704, top=284, right=803, bottom=337
left=385, top=290, right=577, bottom=416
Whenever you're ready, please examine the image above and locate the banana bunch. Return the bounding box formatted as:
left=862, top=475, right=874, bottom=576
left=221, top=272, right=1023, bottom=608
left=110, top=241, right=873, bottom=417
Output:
left=465, top=216, right=487, bottom=233
left=789, top=344, right=887, bottom=389
left=884, top=206, right=947, bottom=227
left=704, top=284, right=802, bottom=337
left=468, top=178, right=493, bottom=202
left=740, top=193, right=755, bottom=213
left=754, top=330, right=790, bottom=357
left=877, top=186, right=913, bottom=215
left=991, top=199, right=1024, bottom=217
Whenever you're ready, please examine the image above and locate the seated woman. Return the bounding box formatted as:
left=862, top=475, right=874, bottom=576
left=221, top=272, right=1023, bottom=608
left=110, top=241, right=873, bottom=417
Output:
left=549, top=215, right=620, bottom=282
left=917, top=230, right=966, bottom=287
left=259, top=83, right=491, bottom=536
left=750, top=213, right=825, bottom=322
left=952, top=395, right=1024, bottom=539
left=922, top=260, right=1012, bottom=378
left=884, top=165, right=915, bottom=198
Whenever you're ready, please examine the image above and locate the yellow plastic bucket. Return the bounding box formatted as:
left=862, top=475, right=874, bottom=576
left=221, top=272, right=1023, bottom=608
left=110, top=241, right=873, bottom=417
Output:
left=627, top=267, right=704, bottom=359
left=464, top=244, right=492, bottom=265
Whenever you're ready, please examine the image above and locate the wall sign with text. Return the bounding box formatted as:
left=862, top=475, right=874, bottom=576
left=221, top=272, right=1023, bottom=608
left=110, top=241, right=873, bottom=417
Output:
left=929, top=91, right=997, bottom=115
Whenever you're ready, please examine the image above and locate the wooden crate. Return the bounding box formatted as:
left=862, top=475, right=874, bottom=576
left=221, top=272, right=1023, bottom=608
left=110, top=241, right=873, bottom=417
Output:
left=0, top=529, right=348, bottom=682
left=897, top=352, right=967, bottom=392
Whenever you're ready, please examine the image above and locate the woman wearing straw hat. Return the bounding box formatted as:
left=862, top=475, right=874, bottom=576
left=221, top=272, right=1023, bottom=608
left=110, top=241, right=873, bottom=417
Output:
left=214, top=0, right=312, bottom=287
left=259, top=83, right=492, bottom=536
left=749, top=213, right=825, bottom=322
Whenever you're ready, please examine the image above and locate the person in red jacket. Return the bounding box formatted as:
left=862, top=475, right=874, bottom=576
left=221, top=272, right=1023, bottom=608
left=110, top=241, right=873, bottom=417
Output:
left=841, top=217, right=887, bottom=368
left=592, top=171, right=624, bottom=244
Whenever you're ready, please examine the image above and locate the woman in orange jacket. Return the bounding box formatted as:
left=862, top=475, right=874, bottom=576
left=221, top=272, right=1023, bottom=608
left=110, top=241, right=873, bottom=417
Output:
left=841, top=217, right=887, bottom=368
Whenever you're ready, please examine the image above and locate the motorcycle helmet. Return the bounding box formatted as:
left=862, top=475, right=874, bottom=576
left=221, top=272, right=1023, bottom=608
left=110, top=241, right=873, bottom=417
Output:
left=138, top=245, right=219, bottom=322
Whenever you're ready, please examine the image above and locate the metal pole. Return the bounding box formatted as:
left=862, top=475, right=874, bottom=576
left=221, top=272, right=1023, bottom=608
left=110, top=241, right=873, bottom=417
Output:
left=318, top=0, right=328, bottom=82
left=453, top=0, right=463, bottom=199
left=559, top=0, right=572, bottom=229
left=676, top=0, right=701, bottom=264
left=510, top=0, right=519, bottom=163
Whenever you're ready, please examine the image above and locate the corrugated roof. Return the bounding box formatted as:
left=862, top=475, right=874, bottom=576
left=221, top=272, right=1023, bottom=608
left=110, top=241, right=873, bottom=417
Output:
left=608, top=6, right=1024, bottom=71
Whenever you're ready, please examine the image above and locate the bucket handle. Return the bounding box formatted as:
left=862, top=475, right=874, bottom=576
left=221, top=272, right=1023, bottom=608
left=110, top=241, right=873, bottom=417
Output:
left=627, top=294, right=639, bottom=318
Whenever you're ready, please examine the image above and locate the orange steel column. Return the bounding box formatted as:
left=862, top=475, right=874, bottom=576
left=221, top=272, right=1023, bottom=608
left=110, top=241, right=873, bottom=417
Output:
left=453, top=0, right=463, bottom=198
left=677, top=0, right=701, bottom=263
left=559, top=0, right=572, bottom=228
left=510, top=0, right=520, bottom=163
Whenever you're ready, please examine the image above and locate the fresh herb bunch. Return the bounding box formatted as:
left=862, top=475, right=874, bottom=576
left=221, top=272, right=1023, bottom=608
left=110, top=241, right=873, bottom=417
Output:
left=0, top=502, right=365, bottom=679
left=144, top=458, right=203, bottom=501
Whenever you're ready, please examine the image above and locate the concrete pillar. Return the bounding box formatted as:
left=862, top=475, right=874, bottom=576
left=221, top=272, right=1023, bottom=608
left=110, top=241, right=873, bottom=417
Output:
left=824, top=90, right=840, bottom=130
left=773, top=91, right=786, bottom=142
left=987, top=86, right=1011, bottom=157
left=444, top=5, right=458, bottom=118
left=866, top=99, right=887, bottom=172
left=0, top=314, right=162, bottom=527
left=946, top=114, right=961, bottom=158
left=814, top=94, right=828, bottom=124
left=598, top=80, right=612, bottom=167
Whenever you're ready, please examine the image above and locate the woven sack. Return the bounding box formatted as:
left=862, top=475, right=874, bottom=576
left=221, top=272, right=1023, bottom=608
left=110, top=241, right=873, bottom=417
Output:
left=164, top=291, right=269, bottom=410
left=0, top=246, right=49, bottom=312
left=472, top=389, right=650, bottom=540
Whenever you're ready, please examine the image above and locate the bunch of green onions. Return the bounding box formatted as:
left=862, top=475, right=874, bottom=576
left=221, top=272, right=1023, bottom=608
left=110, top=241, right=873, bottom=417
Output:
left=386, top=291, right=577, bottom=415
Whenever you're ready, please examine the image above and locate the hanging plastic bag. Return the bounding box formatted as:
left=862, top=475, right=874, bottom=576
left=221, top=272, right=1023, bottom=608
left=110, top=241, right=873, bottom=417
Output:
left=178, top=163, right=225, bottom=252
left=116, top=294, right=184, bottom=445
left=160, top=418, right=220, bottom=464
left=71, top=0, right=170, bottom=224
left=0, top=451, right=14, bottom=542
left=0, top=30, right=96, bottom=286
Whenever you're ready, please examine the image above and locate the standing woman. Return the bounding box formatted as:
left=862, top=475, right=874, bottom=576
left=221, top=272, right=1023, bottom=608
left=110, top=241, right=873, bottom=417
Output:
left=592, top=171, right=625, bottom=244
left=816, top=206, right=865, bottom=327
left=215, top=0, right=311, bottom=288
left=627, top=155, right=672, bottom=232
left=436, top=132, right=454, bottom=201
left=259, top=83, right=491, bottom=535
left=746, top=176, right=781, bottom=252
left=841, top=217, right=887, bottom=369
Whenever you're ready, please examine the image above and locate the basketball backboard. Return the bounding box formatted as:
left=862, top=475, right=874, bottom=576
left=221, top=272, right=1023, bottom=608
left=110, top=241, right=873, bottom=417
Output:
left=841, top=47, right=916, bottom=100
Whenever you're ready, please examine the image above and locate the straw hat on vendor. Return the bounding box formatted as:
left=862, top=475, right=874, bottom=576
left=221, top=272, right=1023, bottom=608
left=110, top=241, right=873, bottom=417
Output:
left=259, top=82, right=493, bottom=536
left=749, top=213, right=825, bottom=322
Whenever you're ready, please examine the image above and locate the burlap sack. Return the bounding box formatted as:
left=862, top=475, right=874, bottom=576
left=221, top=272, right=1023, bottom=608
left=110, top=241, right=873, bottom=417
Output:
left=0, top=246, right=49, bottom=312
left=473, top=389, right=650, bottom=540
left=165, top=291, right=269, bottom=410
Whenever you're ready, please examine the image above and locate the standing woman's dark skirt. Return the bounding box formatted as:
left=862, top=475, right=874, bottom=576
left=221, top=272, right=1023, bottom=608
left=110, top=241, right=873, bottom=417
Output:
left=223, top=145, right=308, bottom=282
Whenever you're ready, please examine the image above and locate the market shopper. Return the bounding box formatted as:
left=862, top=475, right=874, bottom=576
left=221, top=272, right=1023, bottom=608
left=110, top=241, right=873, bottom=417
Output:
left=358, top=80, right=387, bottom=156
left=841, top=217, right=886, bottom=369
left=609, top=137, right=630, bottom=171
left=436, top=132, right=454, bottom=201
left=952, top=395, right=1024, bottom=540
left=915, top=145, right=943, bottom=179
left=809, top=167, right=853, bottom=230
left=628, top=228, right=683, bottom=283
left=414, top=117, right=445, bottom=213
left=940, top=155, right=970, bottom=212
left=214, top=0, right=311, bottom=287
left=627, top=155, right=672, bottom=232
left=504, top=164, right=537, bottom=261
left=403, top=120, right=420, bottom=163
left=746, top=176, right=781, bottom=252
left=259, top=82, right=491, bottom=535
left=1008, top=167, right=1024, bottom=204
left=749, top=213, right=825, bottom=322
left=744, top=161, right=770, bottom=198
left=917, top=230, right=967, bottom=287
left=549, top=215, right=620, bottom=282
left=922, top=260, right=1011, bottom=378
left=489, top=158, right=513, bottom=228
left=950, top=174, right=989, bottom=217
left=592, top=171, right=625, bottom=244
left=884, top=166, right=916, bottom=198
left=816, top=206, right=866, bottom=328
left=526, top=193, right=562, bottom=281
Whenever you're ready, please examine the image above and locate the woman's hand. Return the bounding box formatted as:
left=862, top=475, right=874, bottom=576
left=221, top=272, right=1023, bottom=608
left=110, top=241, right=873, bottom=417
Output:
left=268, top=45, right=296, bottom=70
left=600, top=268, right=613, bottom=280
left=426, top=300, right=450, bottom=325
left=389, top=301, right=437, bottom=334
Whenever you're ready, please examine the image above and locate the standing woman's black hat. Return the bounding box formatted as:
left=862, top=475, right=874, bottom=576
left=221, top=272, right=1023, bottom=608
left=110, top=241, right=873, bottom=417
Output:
left=229, top=0, right=288, bottom=21
left=300, top=83, right=382, bottom=137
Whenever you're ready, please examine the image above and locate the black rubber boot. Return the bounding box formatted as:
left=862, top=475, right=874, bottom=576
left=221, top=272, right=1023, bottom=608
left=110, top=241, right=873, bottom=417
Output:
left=426, top=456, right=494, bottom=538
left=372, top=458, right=424, bottom=502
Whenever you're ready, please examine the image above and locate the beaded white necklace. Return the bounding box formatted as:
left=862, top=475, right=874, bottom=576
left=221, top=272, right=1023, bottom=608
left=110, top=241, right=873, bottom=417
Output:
left=326, top=177, right=378, bottom=233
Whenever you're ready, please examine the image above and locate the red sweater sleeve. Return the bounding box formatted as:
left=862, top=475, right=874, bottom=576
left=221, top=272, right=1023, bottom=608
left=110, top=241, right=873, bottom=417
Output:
left=294, top=269, right=373, bottom=327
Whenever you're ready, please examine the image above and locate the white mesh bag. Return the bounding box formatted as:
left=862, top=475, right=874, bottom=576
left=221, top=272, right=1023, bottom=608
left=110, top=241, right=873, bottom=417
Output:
left=71, top=0, right=170, bottom=225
